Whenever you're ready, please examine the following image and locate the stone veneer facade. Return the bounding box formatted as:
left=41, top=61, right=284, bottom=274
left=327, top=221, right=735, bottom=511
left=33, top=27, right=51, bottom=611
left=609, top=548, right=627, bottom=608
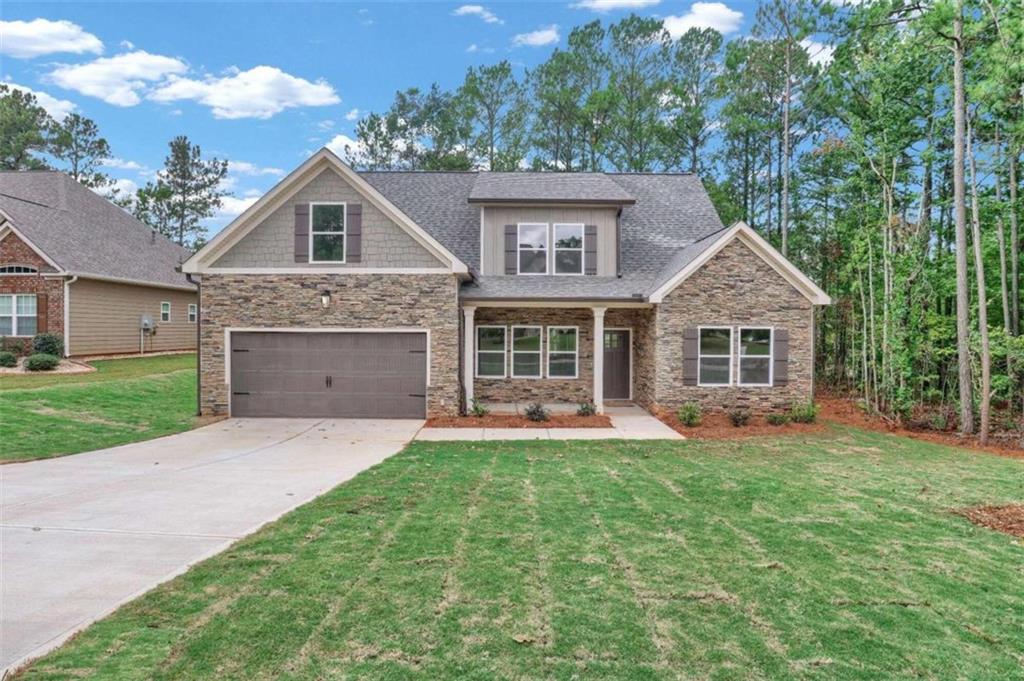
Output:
left=0, top=231, right=64, bottom=342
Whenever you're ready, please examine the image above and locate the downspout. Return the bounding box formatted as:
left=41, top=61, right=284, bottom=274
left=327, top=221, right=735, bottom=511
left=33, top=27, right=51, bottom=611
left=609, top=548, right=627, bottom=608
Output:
left=185, top=272, right=201, bottom=417
left=63, top=275, right=78, bottom=357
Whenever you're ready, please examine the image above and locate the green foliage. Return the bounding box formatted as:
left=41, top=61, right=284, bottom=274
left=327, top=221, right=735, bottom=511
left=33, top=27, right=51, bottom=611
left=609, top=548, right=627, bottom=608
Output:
left=677, top=402, right=702, bottom=427
left=25, top=353, right=60, bottom=371
left=789, top=402, right=820, bottom=424
left=32, top=332, right=64, bottom=357
left=0, top=83, right=52, bottom=171
left=576, top=402, right=597, bottom=416
left=524, top=402, right=550, bottom=422
left=48, top=113, right=111, bottom=188
left=765, top=412, right=790, bottom=426
left=728, top=409, right=751, bottom=427
left=469, top=398, right=489, bottom=417
left=1, top=337, right=27, bottom=355
left=0, top=351, right=17, bottom=367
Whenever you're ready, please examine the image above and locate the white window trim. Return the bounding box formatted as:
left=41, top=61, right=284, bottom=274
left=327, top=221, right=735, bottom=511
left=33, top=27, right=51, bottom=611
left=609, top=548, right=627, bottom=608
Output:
left=475, top=325, right=507, bottom=379
left=309, top=201, right=347, bottom=264
left=511, top=324, right=544, bottom=378
left=737, top=326, right=773, bottom=387
left=516, top=223, right=549, bottom=276
left=697, top=325, right=733, bottom=387
left=0, top=293, right=37, bottom=337
left=547, top=325, right=579, bottom=379
left=0, top=264, right=39, bottom=275
left=160, top=301, right=171, bottom=323
left=552, top=223, right=585, bottom=276
left=188, top=303, right=198, bottom=324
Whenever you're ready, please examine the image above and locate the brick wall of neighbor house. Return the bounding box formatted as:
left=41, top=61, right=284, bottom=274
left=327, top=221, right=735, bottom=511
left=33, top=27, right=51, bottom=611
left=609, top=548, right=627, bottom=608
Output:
left=653, top=238, right=814, bottom=414
left=0, top=231, right=64, bottom=341
left=200, top=273, right=460, bottom=416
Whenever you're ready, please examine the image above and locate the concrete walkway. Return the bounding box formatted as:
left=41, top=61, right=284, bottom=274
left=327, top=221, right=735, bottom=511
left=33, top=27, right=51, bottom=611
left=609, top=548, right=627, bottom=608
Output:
left=416, top=405, right=683, bottom=441
left=1, top=418, right=421, bottom=673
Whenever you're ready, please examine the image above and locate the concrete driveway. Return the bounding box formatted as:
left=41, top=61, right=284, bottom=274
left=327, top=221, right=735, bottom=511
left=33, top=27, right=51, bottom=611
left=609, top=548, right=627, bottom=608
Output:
left=1, top=417, right=422, bottom=673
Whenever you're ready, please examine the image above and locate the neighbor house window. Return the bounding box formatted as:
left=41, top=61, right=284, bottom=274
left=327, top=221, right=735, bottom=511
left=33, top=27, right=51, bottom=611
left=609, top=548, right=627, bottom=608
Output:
left=548, top=326, right=578, bottom=378
left=517, top=223, right=548, bottom=274
left=511, top=325, right=542, bottom=377
left=160, top=302, right=170, bottom=322
left=698, top=327, right=732, bottom=386
left=0, top=265, right=37, bottom=274
left=310, top=202, right=346, bottom=263
left=738, top=327, right=772, bottom=386
left=476, top=326, right=506, bottom=378
left=0, top=294, right=36, bottom=336
left=188, top=303, right=197, bottom=323
left=553, top=224, right=584, bottom=275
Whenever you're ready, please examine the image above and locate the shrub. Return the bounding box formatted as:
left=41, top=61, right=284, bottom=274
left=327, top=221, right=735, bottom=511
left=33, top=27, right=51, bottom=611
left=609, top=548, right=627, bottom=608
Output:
left=789, top=401, right=820, bottom=424
left=524, top=402, right=550, bottom=422
left=25, top=353, right=60, bottom=371
left=0, top=351, right=17, bottom=368
left=676, top=402, right=702, bottom=427
left=577, top=402, right=597, bottom=417
left=32, top=332, right=63, bottom=357
left=765, top=412, right=790, bottom=426
left=469, top=398, right=489, bottom=417
left=729, top=409, right=751, bottom=427
left=2, top=337, right=26, bottom=355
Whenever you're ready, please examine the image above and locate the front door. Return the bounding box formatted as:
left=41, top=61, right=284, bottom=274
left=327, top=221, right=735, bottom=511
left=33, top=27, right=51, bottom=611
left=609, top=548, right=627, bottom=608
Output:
left=603, top=329, right=631, bottom=400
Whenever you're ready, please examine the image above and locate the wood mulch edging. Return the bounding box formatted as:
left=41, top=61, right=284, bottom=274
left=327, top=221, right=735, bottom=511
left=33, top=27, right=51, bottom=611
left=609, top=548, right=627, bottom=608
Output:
left=653, top=410, right=827, bottom=440
left=954, top=505, right=1024, bottom=539
left=0, top=359, right=95, bottom=376
left=424, top=414, right=613, bottom=429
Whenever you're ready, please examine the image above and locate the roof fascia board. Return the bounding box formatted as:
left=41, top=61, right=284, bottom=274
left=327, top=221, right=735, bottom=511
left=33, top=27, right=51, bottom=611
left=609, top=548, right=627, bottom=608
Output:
left=0, top=222, right=65, bottom=271
left=49, top=272, right=197, bottom=291
left=467, top=198, right=636, bottom=206
left=464, top=299, right=651, bottom=309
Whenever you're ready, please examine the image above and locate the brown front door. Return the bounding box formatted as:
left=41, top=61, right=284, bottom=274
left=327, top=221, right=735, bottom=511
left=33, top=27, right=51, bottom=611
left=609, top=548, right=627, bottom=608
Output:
left=603, top=329, right=631, bottom=400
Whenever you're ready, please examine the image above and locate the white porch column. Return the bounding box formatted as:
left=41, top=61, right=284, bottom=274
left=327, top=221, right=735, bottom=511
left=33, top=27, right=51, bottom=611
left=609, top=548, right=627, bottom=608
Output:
left=593, top=307, right=606, bottom=413
left=463, top=306, right=476, bottom=410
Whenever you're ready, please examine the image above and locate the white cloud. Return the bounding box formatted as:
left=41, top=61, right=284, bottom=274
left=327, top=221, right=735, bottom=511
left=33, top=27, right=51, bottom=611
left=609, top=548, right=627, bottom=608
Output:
left=229, top=160, right=284, bottom=177
left=512, top=25, right=560, bottom=48
left=0, top=18, right=103, bottom=58
left=325, top=133, right=364, bottom=162
left=100, top=157, right=146, bottom=171
left=106, top=177, right=139, bottom=198
left=344, top=108, right=360, bottom=121
left=317, top=119, right=335, bottom=131
left=800, top=38, right=835, bottom=67
left=466, top=43, right=496, bottom=54
left=49, top=51, right=188, bottom=106
left=570, top=0, right=660, bottom=11
left=120, top=39, right=135, bottom=49
left=149, top=65, right=340, bottom=119
left=663, top=2, right=743, bottom=37
left=216, top=195, right=259, bottom=219
left=452, top=5, right=503, bottom=24
left=1, top=81, right=76, bottom=120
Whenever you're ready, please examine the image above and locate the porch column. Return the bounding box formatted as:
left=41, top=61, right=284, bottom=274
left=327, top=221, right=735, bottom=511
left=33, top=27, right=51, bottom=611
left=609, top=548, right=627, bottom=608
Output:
left=593, top=307, right=606, bottom=413
left=463, top=306, right=476, bottom=410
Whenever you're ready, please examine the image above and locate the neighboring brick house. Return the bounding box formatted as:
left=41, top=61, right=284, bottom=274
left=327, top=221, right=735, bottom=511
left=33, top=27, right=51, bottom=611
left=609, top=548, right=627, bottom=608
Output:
left=0, top=171, right=197, bottom=357
left=182, top=149, right=830, bottom=419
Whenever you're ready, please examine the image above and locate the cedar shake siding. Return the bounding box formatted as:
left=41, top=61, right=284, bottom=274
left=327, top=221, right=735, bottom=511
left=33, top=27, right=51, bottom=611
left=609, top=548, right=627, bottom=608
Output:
left=0, top=231, right=62, bottom=339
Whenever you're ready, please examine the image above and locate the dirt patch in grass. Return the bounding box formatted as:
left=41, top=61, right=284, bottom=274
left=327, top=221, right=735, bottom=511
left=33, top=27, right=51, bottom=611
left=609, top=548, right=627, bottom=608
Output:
left=654, top=409, right=826, bottom=439
left=954, top=504, right=1024, bottom=538
left=425, top=414, right=612, bottom=428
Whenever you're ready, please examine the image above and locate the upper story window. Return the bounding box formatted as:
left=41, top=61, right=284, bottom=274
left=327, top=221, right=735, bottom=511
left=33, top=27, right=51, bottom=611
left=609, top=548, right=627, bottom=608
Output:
left=0, top=294, right=36, bottom=336
left=517, top=223, right=548, bottom=275
left=160, top=302, right=171, bottom=323
left=310, top=202, right=346, bottom=263
left=553, top=224, right=584, bottom=275
left=738, top=328, right=772, bottom=386
left=0, top=265, right=38, bottom=274
left=698, top=327, right=732, bottom=386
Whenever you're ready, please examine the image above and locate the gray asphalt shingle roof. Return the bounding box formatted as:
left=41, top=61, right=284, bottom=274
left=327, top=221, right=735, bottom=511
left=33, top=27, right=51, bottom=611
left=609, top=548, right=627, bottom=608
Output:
left=0, top=171, right=194, bottom=289
left=468, top=172, right=635, bottom=205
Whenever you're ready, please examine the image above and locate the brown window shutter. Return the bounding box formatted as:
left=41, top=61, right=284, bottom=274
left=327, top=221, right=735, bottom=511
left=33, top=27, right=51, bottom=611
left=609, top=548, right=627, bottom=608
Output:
left=504, top=225, right=517, bottom=274
left=347, top=203, right=362, bottom=263
left=584, top=224, right=598, bottom=275
left=773, top=329, right=789, bottom=386
left=36, top=292, right=48, bottom=333
left=294, top=204, right=310, bottom=263
left=682, top=327, right=699, bottom=386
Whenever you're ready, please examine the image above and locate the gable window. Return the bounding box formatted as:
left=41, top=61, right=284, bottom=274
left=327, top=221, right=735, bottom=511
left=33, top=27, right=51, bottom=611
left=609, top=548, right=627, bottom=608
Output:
left=698, top=327, right=732, bottom=386
left=517, top=223, right=548, bottom=275
left=511, top=325, right=542, bottom=377
left=160, top=302, right=171, bottom=323
left=310, top=202, right=346, bottom=263
left=0, top=294, right=36, bottom=336
left=738, top=327, right=772, bottom=386
left=553, top=224, right=584, bottom=275
left=0, top=265, right=38, bottom=274
left=188, top=303, right=198, bottom=323
left=548, top=326, right=578, bottom=378
left=476, top=326, right=506, bottom=378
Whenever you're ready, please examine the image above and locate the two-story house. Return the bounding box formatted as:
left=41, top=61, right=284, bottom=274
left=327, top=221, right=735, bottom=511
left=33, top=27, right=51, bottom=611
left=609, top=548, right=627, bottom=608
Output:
left=181, top=148, right=830, bottom=419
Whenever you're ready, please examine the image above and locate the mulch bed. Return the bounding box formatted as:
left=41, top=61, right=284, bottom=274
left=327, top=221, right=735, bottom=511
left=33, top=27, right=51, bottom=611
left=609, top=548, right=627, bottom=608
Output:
left=0, top=359, right=95, bottom=376
left=425, top=414, right=613, bottom=429
left=654, top=409, right=826, bottom=440
left=954, top=505, right=1024, bottom=539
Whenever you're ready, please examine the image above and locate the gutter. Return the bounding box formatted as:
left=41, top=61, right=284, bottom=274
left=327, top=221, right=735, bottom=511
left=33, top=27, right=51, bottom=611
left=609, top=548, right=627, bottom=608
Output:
left=185, top=272, right=202, bottom=417
left=62, top=275, right=78, bottom=357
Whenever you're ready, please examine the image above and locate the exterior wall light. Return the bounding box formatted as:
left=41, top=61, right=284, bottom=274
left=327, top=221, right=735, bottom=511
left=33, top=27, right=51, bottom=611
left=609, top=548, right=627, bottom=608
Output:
left=320, top=290, right=332, bottom=309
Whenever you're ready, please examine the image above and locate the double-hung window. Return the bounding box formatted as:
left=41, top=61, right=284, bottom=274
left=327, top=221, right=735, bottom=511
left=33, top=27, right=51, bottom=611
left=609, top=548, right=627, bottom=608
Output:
left=310, top=203, right=346, bottom=263
left=511, top=325, right=543, bottom=377
left=548, top=326, right=578, bottom=378
left=476, top=326, right=507, bottom=378
left=698, top=327, right=732, bottom=386
left=738, top=328, right=772, bottom=386
left=160, top=302, right=171, bottom=323
left=0, top=294, right=36, bottom=336
left=553, top=224, right=584, bottom=275
left=188, top=303, right=198, bottom=323
left=517, top=223, right=548, bottom=274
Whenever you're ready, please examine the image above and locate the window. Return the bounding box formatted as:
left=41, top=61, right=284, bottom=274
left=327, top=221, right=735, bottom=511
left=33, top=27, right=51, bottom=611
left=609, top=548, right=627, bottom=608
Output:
left=160, top=302, right=170, bottom=323
left=548, top=327, right=578, bottom=378
left=476, top=326, right=506, bottom=378
left=0, top=265, right=37, bottom=274
left=188, top=303, right=197, bottom=323
left=738, top=327, right=772, bottom=386
left=310, top=202, right=346, bottom=263
left=553, top=224, right=584, bottom=275
left=698, top=327, right=732, bottom=386
left=511, top=325, right=543, bottom=377
left=0, top=294, right=36, bottom=336
left=517, top=223, right=548, bottom=274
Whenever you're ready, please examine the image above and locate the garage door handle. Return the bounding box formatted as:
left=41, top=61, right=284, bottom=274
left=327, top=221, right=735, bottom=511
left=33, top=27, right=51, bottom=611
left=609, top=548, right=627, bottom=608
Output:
left=408, top=349, right=426, bottom=354
left=232, top=391, right=250, bottom=396
left=408, top=393, right=425, bottom=398
left=232, top=348, right=249, bottom=353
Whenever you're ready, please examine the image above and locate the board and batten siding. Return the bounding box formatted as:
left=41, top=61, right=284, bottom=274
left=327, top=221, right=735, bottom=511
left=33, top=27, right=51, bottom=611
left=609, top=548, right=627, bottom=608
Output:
left=68, top=278, right=197, bottom=356
left=480, top=206, right=618, bottom=276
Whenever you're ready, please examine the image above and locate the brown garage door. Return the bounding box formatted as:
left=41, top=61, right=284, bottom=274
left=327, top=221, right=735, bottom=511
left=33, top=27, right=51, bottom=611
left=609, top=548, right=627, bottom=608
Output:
left=229, top=331, right=427, bottom=418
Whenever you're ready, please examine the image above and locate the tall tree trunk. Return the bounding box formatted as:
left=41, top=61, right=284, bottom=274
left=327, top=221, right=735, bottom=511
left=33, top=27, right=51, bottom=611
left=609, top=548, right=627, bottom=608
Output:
left=1010, top=152, right=1020, bottom=334
left=967, top=120, right=991, bottom=444
left=781, top=42, right=792, bottom=257
left=995, top=129, right=1012, bottom=334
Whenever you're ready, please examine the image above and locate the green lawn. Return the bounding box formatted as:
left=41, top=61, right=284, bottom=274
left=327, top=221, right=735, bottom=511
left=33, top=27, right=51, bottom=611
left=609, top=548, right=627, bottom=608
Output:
left=16, top=429, right=1023, bottom=680
left=0, top=354, right=197, bottom=462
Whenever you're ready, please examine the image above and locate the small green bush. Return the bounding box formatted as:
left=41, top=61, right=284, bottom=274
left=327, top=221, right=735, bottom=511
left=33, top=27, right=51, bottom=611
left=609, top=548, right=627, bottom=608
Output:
left=765, top=412, right=790, bottom=426
left=524, top=402, right=550, bottom=422
left=789, top=401, right=820, bottom=424
left=1, top=337, right=26, bottom=355
left=677, top=402, right=702, bottom=427
left=0, top=351, right=17, bottom=368
left=469, top=398, right=489, bottom=417
left=729, top=409, right=751, bottom=427
left=25, top=353, right=60, bottom=371
left=32, top=332, right=63, bottom=357
left=577, top=402, right=597, bottom=416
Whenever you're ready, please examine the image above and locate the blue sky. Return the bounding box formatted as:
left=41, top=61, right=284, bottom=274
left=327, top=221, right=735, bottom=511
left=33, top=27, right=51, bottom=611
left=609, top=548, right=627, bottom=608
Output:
left=1, top=1, right=764, bottom=235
